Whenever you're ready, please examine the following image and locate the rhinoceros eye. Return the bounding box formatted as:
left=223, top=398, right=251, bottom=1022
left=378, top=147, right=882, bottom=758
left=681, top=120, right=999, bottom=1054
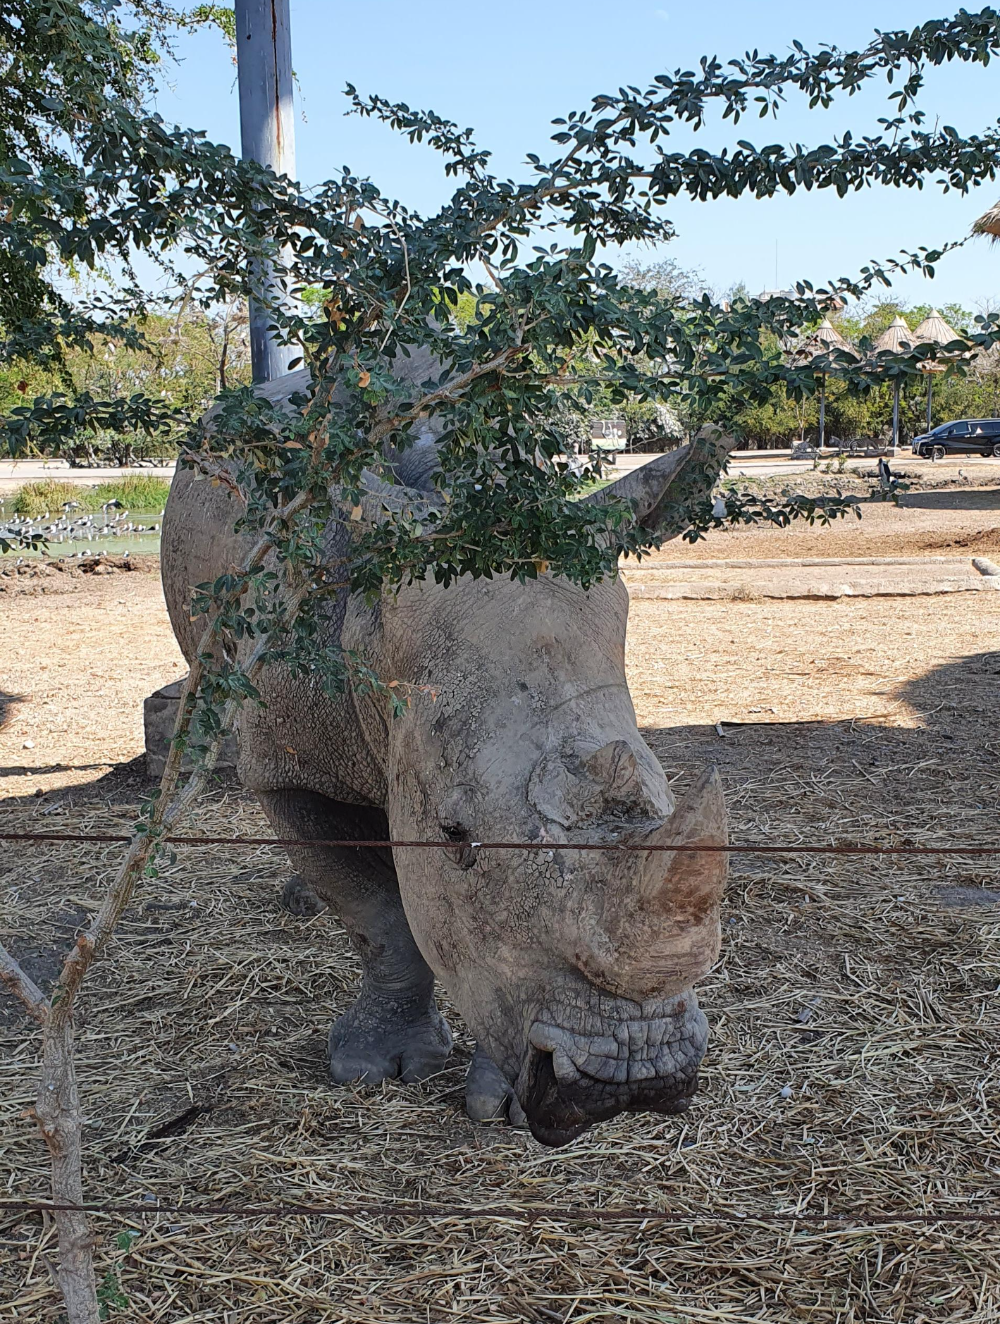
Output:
left=440, top=820, right=478, bottom=869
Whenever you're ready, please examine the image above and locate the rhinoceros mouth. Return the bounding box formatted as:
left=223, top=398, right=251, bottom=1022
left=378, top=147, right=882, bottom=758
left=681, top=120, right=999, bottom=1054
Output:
left=516, top=996, right=708, bottom=1147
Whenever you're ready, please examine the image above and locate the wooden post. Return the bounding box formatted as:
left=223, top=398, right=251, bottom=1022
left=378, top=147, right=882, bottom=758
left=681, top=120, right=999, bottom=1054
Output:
left=235, top=0, right=298, bottom=383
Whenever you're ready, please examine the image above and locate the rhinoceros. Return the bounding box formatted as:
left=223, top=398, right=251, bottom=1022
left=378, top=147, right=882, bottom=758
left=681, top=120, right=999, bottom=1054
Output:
left=161, top=361, right=729, bottom=1147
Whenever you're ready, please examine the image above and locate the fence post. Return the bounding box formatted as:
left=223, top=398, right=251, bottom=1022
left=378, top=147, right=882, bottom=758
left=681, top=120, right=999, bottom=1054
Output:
left=235, top=0, right=299, bottom=384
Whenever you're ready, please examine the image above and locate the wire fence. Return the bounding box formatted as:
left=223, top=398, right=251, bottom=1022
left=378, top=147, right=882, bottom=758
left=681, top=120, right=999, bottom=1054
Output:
left=3, top=823, right=998, bottom=1235
left=2, top=830, right=1000, bottom=855
left=2, top=1199, right=999, bottom=1227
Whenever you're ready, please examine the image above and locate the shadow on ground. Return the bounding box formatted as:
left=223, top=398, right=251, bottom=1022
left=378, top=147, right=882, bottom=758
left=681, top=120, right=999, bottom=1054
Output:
left=0, top=690, right=23, bottom=731
left=900, top=486, right=1000, bottom=512
left=4, top=647, right=997, bottom=835
left=640, top=649, right=1000, bottom=886
left=3, top=650, right=997, bottom=1004
left=1, top=761, right=119, bottom=779
left=0, top=755, right=238, bottom=810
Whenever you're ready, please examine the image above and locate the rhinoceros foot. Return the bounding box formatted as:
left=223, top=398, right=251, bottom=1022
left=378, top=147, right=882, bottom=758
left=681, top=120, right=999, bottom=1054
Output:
left=328, top=995, right=452, bottom=1085
left=465, top=1044, right=527, bottom=1127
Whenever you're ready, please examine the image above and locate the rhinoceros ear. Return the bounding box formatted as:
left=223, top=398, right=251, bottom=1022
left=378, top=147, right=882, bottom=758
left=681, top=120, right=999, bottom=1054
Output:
left=582, top=425, right=734, bottom=540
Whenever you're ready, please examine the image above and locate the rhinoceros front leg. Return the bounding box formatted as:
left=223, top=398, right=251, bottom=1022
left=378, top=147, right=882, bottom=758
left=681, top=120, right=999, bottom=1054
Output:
left=257, top=789, right=452, bottom=1085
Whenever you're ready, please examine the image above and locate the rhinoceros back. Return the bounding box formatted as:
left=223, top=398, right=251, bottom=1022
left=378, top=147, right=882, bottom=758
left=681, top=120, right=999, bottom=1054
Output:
left=161, top=464, right=249, bottom=663
left=159, top=359, right=445, bottom=807
left=161, top=369, right=320, bottom=663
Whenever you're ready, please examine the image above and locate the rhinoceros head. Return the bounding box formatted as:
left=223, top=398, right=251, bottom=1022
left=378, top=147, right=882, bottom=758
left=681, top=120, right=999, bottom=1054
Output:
left=378, top=445, right=730, bottom=1145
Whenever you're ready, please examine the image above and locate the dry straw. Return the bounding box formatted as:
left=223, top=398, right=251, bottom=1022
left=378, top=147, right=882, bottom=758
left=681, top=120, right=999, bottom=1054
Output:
left=2, top=593, right=1000, bottom=1322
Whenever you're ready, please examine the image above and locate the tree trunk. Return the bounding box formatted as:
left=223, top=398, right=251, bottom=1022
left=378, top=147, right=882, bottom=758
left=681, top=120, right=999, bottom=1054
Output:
left=35, top=1016, right=99, bottom=1324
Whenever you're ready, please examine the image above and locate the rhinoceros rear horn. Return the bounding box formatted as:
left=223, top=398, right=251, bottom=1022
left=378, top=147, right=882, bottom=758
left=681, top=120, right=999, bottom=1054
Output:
left=581, top=426, right=733, bottom=540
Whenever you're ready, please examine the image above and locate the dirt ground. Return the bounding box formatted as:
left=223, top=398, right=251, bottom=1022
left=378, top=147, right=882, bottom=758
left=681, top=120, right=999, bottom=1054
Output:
left=2, top=508, right=1000, bottom=1322
left=644, top=485, right=1000, bottom=562
left=0, top=558, right=184, bottom=799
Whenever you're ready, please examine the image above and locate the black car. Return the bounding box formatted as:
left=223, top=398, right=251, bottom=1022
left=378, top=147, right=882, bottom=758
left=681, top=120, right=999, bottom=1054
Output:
left=911, top=418, right=1000, bottom=459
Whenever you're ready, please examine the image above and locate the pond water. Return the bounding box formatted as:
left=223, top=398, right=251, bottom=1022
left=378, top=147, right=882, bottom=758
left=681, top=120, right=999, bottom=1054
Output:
left=0, top=510, right=164, bottom=560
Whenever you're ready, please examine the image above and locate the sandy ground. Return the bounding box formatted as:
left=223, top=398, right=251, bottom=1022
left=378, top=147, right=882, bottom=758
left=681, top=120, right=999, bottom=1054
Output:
left=0, top=560, right=184, bottom=798
left=2, top=512, right=1000, bottom=1322
left=643, top=485, right=1000, bottom=562
left=2, top=537, right=998, bottom=799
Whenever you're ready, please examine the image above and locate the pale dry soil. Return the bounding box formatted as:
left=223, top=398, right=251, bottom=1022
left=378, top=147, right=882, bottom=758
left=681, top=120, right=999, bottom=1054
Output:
left=642, top=484, right=1000, bottom=562
left=0, top=558, right=184, bottom=798
left=1, top=514, right=999, bottom=1322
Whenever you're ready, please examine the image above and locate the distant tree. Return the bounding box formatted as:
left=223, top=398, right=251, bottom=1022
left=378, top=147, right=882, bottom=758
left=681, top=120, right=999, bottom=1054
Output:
left=616, top=256, right=704, bottom=301
left=834, top=298, right=975, bottom=345
left=0, top=300, right=250, bottom=462
left=824, top=379, right=889, bottom=443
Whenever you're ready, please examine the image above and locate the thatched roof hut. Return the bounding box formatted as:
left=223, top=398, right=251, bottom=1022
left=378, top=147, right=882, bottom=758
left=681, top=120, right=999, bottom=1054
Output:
left=808, top=317, right=854, bottom=354
left=788, top=317, right=855, bottom=366
left=911, top=309, right=961, bottom=348
left=973, top=200, right=1000, bottom=240
left=873, top=315, right=914, bottom=355
left=872, top=317, right=914, bottom=451
left=787, top=319, right=857, bottom=450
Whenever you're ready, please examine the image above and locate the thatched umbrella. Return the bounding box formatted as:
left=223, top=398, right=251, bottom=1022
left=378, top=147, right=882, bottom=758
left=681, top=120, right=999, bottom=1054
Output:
left=911, top=308, right=964, bottom=432
left=796, top=317, right=855, bottom=448
left=973, top=200, right=1000, bottom=241
left=873, top=315, right=913, bottom=451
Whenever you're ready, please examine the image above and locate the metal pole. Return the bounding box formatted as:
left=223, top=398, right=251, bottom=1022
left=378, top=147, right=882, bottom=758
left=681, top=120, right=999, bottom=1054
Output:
left=235, top=0, right=298, bottom=384
left=818, top=373, right=826, bottom=449
left=892, top=378, right=900, bottom=452
left=927, top=376, right=933, bottom=433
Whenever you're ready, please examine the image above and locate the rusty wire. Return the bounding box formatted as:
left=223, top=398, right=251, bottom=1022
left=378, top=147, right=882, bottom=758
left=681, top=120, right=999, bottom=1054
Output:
left=0, top=830, right=998, bottom=855
left=1, top=1198, right=999, bottom=1226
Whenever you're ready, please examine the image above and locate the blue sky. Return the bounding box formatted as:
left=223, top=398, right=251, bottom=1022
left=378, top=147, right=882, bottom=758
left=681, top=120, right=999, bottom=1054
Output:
left=153, top=1, right=1000, bottom=312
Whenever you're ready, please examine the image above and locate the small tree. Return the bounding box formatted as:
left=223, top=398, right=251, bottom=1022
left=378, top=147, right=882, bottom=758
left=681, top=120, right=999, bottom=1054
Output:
left=7, top=6, right=1000, bottom=1319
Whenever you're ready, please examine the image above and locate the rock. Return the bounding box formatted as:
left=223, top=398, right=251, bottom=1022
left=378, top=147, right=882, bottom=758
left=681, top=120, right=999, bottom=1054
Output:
left=143, top=678, right=238, bottom=779
left=22, top=739, right=34, bottom=749
left=934, top=885, right=1000, bottom=909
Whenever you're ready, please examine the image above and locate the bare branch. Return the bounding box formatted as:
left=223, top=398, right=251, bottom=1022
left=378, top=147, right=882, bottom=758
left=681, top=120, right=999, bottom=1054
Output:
left=0, top=943, right=49, bottom=1025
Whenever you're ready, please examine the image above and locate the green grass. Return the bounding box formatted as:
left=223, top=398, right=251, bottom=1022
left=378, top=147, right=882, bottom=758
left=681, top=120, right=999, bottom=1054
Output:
left=571, top=475, right=614, bottom=497
left=4, top=475, right=172, bottom=517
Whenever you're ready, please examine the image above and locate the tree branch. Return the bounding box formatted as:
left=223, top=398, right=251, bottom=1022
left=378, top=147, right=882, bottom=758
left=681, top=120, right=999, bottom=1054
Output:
left=0, top=945, right=48, bottom=1025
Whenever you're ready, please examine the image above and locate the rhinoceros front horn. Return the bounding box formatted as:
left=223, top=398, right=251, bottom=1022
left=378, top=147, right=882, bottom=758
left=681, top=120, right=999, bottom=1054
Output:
left=601, top=767, right=728, bottom=1000
left=641, top=765, right=727, bottom=915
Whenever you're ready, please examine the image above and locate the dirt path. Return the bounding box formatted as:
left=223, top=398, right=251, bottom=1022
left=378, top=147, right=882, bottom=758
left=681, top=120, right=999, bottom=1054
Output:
left=4, top=555, right=997, bottom=799
left=0, top=561, right=184, bottom=797
left=644, top=486, right=1000, bottom=562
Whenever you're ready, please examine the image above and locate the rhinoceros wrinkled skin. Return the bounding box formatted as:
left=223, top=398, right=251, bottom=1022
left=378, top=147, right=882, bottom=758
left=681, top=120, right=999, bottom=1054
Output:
left=161, top=363, right=729, bottom=1147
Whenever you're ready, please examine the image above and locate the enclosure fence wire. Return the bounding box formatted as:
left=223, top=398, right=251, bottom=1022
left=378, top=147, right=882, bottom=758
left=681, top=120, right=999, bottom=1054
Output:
left=2, top=1199, right=1000, bottom=1226
left=1, top=831, right=1000, bottom=855
left=3, top=823, right=998, bottom=1234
